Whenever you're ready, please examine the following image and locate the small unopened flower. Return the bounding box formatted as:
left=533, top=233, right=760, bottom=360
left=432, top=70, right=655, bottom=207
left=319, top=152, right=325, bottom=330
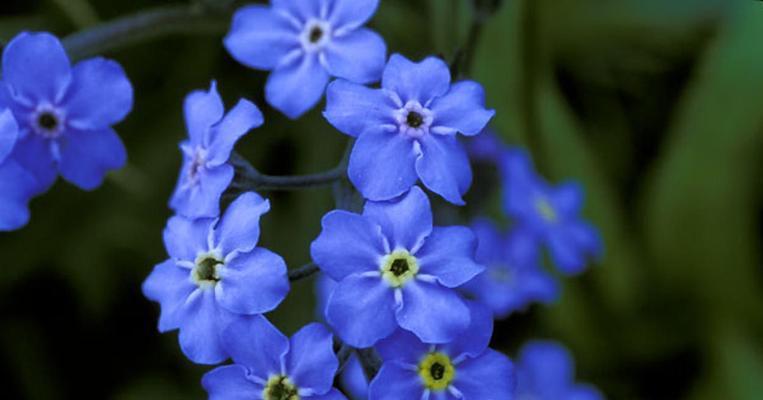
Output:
left=0, top=31, right=133, bottom=192
left=142, top=192, right=289, bottom=364
left=310, top=186, right=483, bottom=347
left=0, top=108, right=37, bottom=231
left=324, top=54, right=494, bottom=204
left=516, top=340, right=604, bottom=400
left=225, top=0, right=387, bottom=119
left=170, top=81, right=264, bottom=219
left=203, top=319, right=347, bottom=400
left=369, top=301, right=516, bottom=400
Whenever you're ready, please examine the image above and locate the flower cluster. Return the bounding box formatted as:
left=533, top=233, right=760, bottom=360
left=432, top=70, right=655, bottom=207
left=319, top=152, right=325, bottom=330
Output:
left=0, top=32, right=133, bottom=231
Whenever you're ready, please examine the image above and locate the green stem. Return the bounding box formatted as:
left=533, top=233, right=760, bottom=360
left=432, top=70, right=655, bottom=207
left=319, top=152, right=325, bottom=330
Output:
left=287, top=263, right=319, bottom=282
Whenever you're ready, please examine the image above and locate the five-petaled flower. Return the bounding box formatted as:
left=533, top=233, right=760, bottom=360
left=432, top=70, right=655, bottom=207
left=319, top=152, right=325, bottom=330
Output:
left=0, top=107, right=37, bottom=231
left=324, top=54, right=495, bottom=205
left=142, top=192, right=289, bottom=364
left=462, top=218, right=559, bottom=319
left=516, top=340, right=604, bottom=400
left=369, top=301, right=516, bottom=400
left=170, top=81, right=264, bottom=219
left=0, top=32, right=133, bottom=192
left=501, top=148, right=603, bottom=275
left=310, top=186, right=484, bottom=348
left=225, top=0, right=387, bottom=119
left=203, top=318, right=347, bottom=400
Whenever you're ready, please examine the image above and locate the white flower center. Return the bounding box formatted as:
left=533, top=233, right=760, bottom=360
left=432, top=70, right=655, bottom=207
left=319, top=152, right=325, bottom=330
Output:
left=31, top=106, right=65, bottom=138
left=300, top=19, right=332, bottom=52
left=394, top=101, right=433, bottom=138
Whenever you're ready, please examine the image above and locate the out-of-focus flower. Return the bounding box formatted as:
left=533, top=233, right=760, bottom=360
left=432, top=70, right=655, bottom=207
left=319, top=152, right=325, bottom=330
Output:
left=0, top=108, right=37, bottom=231
left=516, top=340, right=605, bottom=400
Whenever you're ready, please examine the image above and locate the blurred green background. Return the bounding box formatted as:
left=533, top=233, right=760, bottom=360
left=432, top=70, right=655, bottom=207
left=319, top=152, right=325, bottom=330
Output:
left=1, top=0, right=762, bottom=398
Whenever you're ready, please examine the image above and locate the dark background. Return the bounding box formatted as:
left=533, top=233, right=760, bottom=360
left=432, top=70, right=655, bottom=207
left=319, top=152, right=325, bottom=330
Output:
left=1, top=0, right=762, bottom=398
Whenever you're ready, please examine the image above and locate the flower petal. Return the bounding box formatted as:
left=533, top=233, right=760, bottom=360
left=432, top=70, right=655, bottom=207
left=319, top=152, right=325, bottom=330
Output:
left=203, top=365, right=262, bottom=400
left=265, top=53, right=329, bottom=119
left=178, top=288, right=230, bottom=364
left=206, top=99, right=263, bottom=166
left=10, top=134, right=57, bottom=195
left=323, top=80, right=396, bottom=137
left=215, top=192, right=270, bottom=255
left=218, top=247, right=289, bottom=315
left=0, top=108, right=19, bottom=163
left=184, top=82, right=224, bottom=146
left=429, top=81, right=494, bottom=136
left=58, top=127, right=126, bottom=190
left=162, top=215, right=213, bottom=261
left=362, top=186, right=432, bottom=252
left=452, top=349, right=515, bottom=400
left=326, top=274, right=397, bottom=348
left=170, top=162, right=235, bottom=219
left=547, top=222, right=602, bottom=275
left=224, top=5, right=300, bottom=70
left=551, top=181, right=584, bottom=216
left=272, top=0, right=322, bottom=22
left=324, top=28, right=385, bottom=84
left=415, top=133, right=472, bottom=205
left=311, top=210, right=387, bottom=281
left=0, top=160, right=36, bottom=231
left=368, top=363, right=424, bottom=400
left=375, top=329, right=428, bottom=364
left=381, top=54, right=450, bottom=104
left=416, top=226, right=483, bottom=287
left=518, top=340, right=575, bottom=395
left=2, top=32, right=71, bottom=103
left=287, top=323, right=338, bottom=394
left=328, top=0, right=379, bottom=30
left=396, top=280, right=469, bottom=344
left=568, top=384, right=605, bottom=400
left=309, top=388, right=348, bottom=400
left=348, top=129, right=418, bottom=201
left=63, top=58, right=133, bottom=130
left=141, top=259, right=195, bottom=332
left=222, top=315, right=289, bottom=377
left=440, top=301, right=493, bottom=359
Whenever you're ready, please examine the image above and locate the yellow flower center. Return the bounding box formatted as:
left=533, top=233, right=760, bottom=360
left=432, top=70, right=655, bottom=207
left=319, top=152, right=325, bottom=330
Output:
left=381, top=250, right=419, bottom=288
left=535, top=197, right=557, bottom=222
left=418, top=352, right=456, bottom=391
left=263, top=375, right=300, bottom=400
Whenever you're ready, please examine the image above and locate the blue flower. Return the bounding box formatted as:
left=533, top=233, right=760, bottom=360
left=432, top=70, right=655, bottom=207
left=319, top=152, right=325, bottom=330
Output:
left=203, top=319, right=347, bottom=400
left=369, top=301, right=516, bottom=400
left=462, top=218, right=558, bottom=318
left=324, top=54, right=495, bottom=204
left=142, top=192, right=289, bottom=364
left=225, top=0, right=386, bottom=119
left=465, top=128, right=506, bottom=164
left=315, top=274, right=369, bottom=399
left=310, top=186, right=484, bottom=347
left=169, top=81, right=263, bottom=219
left=501, top=148, right=603, bottom=275
left=0, top=31, right=133, bottom=192
left=516, top=340, right=604, bottom=400
left=0, top=108, right=38, bottom=231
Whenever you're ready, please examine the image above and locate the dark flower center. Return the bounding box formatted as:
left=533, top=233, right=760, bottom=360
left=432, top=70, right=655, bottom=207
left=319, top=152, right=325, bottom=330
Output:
left=37, top=112, right=59, bottom=131
left=430, top=362, right=446, bottom=380
left=406, top=111, right=424, bottom=128
left=194, top=256, right=221, bottom=283
left=390, top=258, right=410, bottom=277
left=265, top=376, right=299, bottom=400
left=309, top=26, right=324, bottom=43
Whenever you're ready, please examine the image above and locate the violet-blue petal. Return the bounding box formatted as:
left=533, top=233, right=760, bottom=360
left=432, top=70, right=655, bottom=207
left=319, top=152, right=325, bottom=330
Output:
left=429, top=81, right=494, bottom=136
left=551, top=181, right=584, bottom=216
left=568, top=385, right=605, bottom=400
left=2, top=32, right=71, bottom=103
left=415, top=226, right=483, bottom=287
left=518, top=340, right=575, bottom=394
left=162, top=215, right=212, bottom=261
left=308, top=388, right=348, bottom=400
left=141, top=259, right=195, bottom=332
left=58, top=127, right=126, bottom=190
left=328, top=0, right=379, bottom=30
left=547, top=222, right=602, bottom=275
left=323, top=80, right=396, bottom=137
left=222, top=315, right=288, bottom=376
left=368, top=363, right=424, bottom=400
left=339, top=356, right=368, bottom=399
left=272, top=0, right=321, bottom=22
left=216, top=192, right=270, bottom=255
left=287, top=323, right=338, bottom=394
left=375, top=329, right=428, bottom=364
left=326, top=274, right=397, bottom=347
left=64, top=58, right=133, bottom=130
left=178, top=289, right=228, bottom=364
left=362, top=186, right=432, bottom=252
left=0, top=109, right=18, bottom=163
left=224, top=5, right=300, bottom=70
left=348, top=128, right=419, bottom=201
left=265, top=53, right=329, bottom=119
left=311, top=210, right=387, bottom=281
left=324, top=28, right=385, bottom=84
left=12, top=133, right=58, bottom=195
left=206, top=99, right=263, bottom=167
left=203, top=365, right=262, bottom=400
left=218, top=247, right=289, bottom=315
left=415, top=133, right=472, bottom=205
left=396, top=280, right=469, bottom=343
left=170, top=162, right=235, bottom=218
left=184, top=82, right=224, bottom=145
left=452, top=349, right=515, bottom=400
left=440, top=301, right=493, bottom=359
left=0, top=160, right=36, bottom=231
left=381, top=54, right=450, bottom=104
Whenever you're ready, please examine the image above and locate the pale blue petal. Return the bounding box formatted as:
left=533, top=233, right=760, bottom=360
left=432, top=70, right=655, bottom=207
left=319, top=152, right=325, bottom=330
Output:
left=348, top=129, right=418, bottom=201
left=224, top=5, right=300, bottom=70
left=328, top=0, right=379, bottom=30
left=63, top=58, right=133, bottom=130
left=203, top=365, right=262, bottom=400
left=381, top=54, right=450, bottom=104
left=207, top=99, right=263, bottom=166
left=440, top=301, right=493, bottom=359
left=141, top=259, right=195, bottom=332
left=362, top=186, right=432, bottom=252
left=218, top=247, right=289, bottom=314
left=216, top=192, right=270, bottom=255
left=273, top=0, right=322, bottom=22
left=222, top=315, right=288, bottom=377
left=170, top=162, right=235, bottom=219
left=452, top=350, right=515, bottom=400
left=2, top=32, right=71, bottom=103
left=178, top=289, right=230, bottom=364
left=308, top=388, right=347, bottom=400
left=429, top=81, right=494, bottom=136
left=326, top=274, right=397, bottom=348
left=58, top=127, right=126, bottom=190
left=323, top=80, right=396, bottom=137
left=396, top=280, right=469, bottom=344
left=324, top=28, right=385, bottom=84
left=368, top=363, right=424, bottom=400
left=265, top=53, right=329, bottom=119
left=162, top=215, right=213, bottom=261
left=184, top=82, right=224, bottom=145
left=415, top=133, right=471, bottom=205
left=375, top=329, right=428, bottom=364
left=416, top=226, right=483, bottom=287
left=287, top=323, right=338, bottom=394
